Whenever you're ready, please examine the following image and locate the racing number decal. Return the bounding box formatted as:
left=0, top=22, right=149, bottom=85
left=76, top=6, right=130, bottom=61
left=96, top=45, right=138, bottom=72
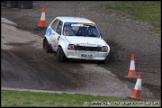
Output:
left=46, top=28, right=52, bottom=36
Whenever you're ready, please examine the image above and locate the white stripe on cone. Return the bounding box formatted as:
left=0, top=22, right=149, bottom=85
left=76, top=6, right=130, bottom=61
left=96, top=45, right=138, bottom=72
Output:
left=134, top=79, right=142, bottom=90
left=40, top=13, right=45, bottom=20
left=130, top=60, right=135, bottom=70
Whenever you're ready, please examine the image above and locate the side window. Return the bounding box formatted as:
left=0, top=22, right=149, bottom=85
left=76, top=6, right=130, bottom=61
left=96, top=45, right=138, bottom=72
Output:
left=51, top=19, right=60, bottom=31
left=56, top=21, right=63, bottom=35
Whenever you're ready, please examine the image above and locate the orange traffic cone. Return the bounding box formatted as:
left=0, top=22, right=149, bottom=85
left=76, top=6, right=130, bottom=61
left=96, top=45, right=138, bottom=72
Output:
left=128, top=72, right=142, bottom=100
left=35, top=7, right=47, bottom=29
left=126, top=54, right=137, bottom=78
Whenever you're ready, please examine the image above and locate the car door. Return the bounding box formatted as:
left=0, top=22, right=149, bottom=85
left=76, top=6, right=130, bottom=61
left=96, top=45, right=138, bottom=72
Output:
left=54, top=21, right=63, bottom=51
left=50, top=19, right=62, bottom=51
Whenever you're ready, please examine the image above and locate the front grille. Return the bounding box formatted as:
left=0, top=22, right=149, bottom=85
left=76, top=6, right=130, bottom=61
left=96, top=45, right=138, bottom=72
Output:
left=74, top=46, right=101, bottom=51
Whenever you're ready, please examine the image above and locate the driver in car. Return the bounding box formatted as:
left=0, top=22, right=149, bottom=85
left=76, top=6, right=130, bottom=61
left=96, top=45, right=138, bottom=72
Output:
left=63, top=25, right=74, bottom=36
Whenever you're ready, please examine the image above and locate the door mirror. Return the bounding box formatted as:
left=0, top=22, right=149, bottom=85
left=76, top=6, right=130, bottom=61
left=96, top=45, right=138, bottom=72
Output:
left=99, top=33, right=102, bottom=37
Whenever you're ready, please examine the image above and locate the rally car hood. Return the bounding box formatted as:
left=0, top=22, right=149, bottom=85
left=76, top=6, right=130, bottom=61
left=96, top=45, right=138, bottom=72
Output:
left=65, top=36, right=107, bottom=47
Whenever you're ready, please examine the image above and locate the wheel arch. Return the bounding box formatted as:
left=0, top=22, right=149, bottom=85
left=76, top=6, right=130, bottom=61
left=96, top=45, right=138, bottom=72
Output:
left=57, top=44, right=67, bottom=58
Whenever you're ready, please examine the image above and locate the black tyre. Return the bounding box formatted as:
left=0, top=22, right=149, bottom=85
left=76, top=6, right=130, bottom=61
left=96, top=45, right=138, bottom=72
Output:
left=57, top=47, right=66, bottom=62
left=99, top=55, right=110, bottom=64
left=18, top=1, right=33, bottom=9
left=104, top=55, right=110, bottom=64
left=43, top=38, right=52, bottom=53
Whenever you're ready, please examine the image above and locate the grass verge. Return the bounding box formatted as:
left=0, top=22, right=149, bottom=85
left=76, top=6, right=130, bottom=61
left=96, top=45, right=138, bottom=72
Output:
left=95, top=1, right=161, bottom=33
left=1, top=90, right=160, bottom=107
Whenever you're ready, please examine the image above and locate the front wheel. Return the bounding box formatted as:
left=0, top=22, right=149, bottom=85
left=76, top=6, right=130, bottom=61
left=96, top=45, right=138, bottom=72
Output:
left=57, top=47, right=66, bottom=62
left=99, top=55, right=110, bottom=64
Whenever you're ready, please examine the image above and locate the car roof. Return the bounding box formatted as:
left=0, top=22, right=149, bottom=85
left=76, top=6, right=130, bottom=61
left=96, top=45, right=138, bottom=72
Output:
left=55, top=16, right=95, bottom=24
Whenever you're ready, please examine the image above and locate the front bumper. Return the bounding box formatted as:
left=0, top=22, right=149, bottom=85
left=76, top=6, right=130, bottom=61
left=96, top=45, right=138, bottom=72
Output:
left=65, top=50, right=108, bottom=60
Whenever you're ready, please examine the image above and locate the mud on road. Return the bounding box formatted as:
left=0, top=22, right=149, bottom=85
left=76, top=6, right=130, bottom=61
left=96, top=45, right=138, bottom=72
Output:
left=1, top=1, right=161, bottom=101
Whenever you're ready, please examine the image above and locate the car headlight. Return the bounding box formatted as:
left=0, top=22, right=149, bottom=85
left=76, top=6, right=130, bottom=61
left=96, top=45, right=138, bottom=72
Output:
left=101, top=46, right=108, bottom=52
left=68, top=44, right=75, bottom=50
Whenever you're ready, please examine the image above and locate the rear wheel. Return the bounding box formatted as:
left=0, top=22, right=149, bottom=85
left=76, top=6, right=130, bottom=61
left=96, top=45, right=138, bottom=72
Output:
left=43, top=38, right=52, bottom=53
left=57, top=47, right=66, bottom=62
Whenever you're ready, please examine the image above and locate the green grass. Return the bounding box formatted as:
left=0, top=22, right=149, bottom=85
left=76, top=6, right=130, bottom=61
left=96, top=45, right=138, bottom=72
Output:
left=1, top=90, right=161, bottom=107
left=96, top=1, right=161, bottom=33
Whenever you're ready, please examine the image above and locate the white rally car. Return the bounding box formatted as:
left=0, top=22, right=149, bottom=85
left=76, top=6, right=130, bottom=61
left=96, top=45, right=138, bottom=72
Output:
left=43, top=16, right=110, bottom=63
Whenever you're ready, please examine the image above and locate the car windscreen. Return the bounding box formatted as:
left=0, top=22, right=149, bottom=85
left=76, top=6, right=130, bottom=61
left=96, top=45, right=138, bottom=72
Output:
left=63, top=22, right=100, bottom=37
